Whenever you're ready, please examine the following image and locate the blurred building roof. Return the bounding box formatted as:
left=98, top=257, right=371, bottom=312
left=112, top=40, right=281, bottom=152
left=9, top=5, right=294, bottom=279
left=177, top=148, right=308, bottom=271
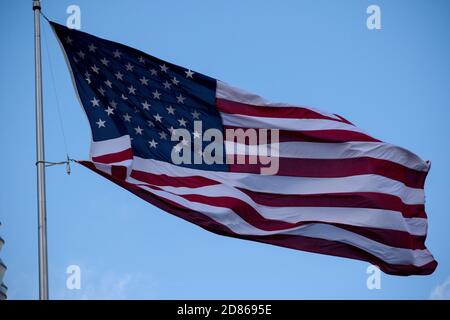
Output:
left=0, top=227, right=6, bottom=300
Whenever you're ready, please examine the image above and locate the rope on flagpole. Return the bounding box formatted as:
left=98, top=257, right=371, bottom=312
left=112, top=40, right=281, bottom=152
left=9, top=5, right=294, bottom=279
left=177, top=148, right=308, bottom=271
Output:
left=41, top=12, right=74, bottom=174
left=35, top=157, right=78, bottom=175
left=40, top=11, right=50, bottom=22
left=36, top=12, right=78, bottom=177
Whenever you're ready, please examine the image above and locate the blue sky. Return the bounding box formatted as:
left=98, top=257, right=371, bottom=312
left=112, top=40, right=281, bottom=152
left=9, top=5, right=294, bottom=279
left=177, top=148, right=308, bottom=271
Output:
left=1, top=0, right=450, bottom=299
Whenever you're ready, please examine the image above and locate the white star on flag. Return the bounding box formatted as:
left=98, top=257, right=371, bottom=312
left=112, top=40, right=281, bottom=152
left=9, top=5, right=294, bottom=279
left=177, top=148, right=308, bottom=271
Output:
left=160, top=64, right=168, bottom=72
left=153, top=113, right=162, bottom=122
left=191, top=110, right=200, bottom=119
left=125, top=62, right=134, bottom=71
left=91, top=65, right=100, bottom=74
left=185, top=69, right=194, bottom=78
left=134, top=126, right=143, bottom=135
left=96, top=118, right=106, bottom=128
left=123, top=113, right=132, bottom=122
left=128, top=85, right=136, bottom=94
left=166, top=106, right=175, bottom=114
left=178, top=118, right=187, bottom=127
left=140, top=76, right=149, bottom=85
left=88, top=43, right=97, bottom=52
left=104, top=80, right=113, bottom=88
left=109, top=100, right=118, bottom=108
left=163, top=81, right=171, bottom=89
left=105, top=106, right=114, bottom=116
left=115, top=71, right=124, bottom=80
left=176, top=94, right=185, bottom=104
left=141, top=101, right=151, bottom=110
left=149, top=139, right=158, bottom=148
left=152, top=89, right=161, bottom=100
left=100, top=57, right=109, bottom=66
left=90, top=97, right=100, bottom=107
left=113, top=49, right=122, bottom=58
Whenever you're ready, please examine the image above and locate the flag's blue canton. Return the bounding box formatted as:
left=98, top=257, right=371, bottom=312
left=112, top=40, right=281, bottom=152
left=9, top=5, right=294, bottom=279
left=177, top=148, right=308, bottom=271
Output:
left=51, top=22, right=227, bottom=171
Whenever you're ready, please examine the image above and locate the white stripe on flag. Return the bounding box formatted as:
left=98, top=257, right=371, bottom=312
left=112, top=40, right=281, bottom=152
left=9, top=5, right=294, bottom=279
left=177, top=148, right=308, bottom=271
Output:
left=90, top=135, right=131, bottom=158
left=216, top=81, right=343, bottom=121
left=224, top=141, right=430, bottom=172
left=220, top=112, right=366, bottom=133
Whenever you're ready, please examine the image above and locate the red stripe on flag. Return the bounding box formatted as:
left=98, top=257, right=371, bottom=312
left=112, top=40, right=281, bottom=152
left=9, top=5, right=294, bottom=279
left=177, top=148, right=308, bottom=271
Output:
left=228, top=155, right=427, bottom=189
left=217, top=98, right=348, bottom=122
left=130, top=170, right=220, bottom=188
left=223, top=125, right=380, bottom=143
left=246, top=233, right=437, bottom=276
left=236, top=188, right=427, bottom=219
left=92, top=148, right=133, bottom=164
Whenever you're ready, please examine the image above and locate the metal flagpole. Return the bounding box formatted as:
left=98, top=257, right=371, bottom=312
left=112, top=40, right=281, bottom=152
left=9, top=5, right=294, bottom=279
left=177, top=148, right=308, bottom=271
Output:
left=32, top=0, right=49, bottom=300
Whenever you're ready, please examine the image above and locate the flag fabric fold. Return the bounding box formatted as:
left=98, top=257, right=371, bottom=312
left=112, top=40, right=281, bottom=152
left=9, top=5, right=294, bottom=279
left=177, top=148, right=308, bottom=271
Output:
left=51, top=21, right=437, bottom=275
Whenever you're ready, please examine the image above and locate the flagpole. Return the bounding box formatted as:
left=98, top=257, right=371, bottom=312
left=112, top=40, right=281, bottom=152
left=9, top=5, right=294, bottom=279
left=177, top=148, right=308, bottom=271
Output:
left=33, top=0, right=49, bottom=300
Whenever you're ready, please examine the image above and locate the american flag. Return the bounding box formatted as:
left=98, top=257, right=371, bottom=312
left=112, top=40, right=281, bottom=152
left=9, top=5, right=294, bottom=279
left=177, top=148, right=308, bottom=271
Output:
left=51, top=21, right=436, bottom=275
